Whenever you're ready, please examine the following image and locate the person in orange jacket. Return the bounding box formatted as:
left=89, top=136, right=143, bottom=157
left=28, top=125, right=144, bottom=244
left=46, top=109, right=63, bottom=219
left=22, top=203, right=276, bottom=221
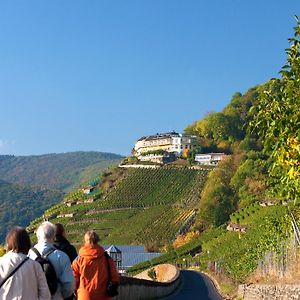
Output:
left=72, top=230, right=120, bottom=300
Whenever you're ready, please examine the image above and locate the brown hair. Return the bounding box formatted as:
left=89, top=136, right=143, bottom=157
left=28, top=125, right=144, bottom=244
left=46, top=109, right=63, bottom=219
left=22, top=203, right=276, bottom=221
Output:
left=84, top=230, right=100, bottom=245
left=6, top=227, right=31, bottom=254
left=55, top=223, right=65, bottom=237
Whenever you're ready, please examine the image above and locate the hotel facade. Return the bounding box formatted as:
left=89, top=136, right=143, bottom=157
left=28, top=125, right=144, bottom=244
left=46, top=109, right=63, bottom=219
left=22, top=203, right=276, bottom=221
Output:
left=134, top=131, right=197, bottom=157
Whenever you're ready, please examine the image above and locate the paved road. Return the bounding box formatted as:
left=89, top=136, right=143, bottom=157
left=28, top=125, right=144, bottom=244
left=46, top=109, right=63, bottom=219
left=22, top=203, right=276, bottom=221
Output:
left=162, top=270, right=223, bottom=300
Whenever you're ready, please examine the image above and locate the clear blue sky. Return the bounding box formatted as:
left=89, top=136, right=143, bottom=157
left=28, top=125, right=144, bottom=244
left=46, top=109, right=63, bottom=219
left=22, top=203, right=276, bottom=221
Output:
left=0, top=1, right=299, bottom=156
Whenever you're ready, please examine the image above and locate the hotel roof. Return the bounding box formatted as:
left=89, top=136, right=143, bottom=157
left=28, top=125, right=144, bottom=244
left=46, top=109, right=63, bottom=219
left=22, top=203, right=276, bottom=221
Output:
left=103, top=245, right=162, bottom=269
left=137, top=131, right=180, bottom=142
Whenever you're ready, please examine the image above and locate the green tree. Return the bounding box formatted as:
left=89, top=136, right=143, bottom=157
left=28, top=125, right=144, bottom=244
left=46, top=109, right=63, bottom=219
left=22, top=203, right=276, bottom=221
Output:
left=250, top=17, right=300, bottom=203
left=231, top=152, right=268, bottom=208
left=197, top=156, right=238, bottom=229
left=187, top=146, right=202, bottom=165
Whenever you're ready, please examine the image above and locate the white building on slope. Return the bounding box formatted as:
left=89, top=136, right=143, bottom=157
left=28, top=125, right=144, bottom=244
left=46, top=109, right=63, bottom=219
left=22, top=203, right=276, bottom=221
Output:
left=195, top=153, right=226, bottom=165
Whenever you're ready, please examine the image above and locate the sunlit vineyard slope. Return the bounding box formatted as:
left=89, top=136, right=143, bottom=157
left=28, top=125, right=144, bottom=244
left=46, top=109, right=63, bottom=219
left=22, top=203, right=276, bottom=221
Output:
left=28, top=167, right=209, bottom=250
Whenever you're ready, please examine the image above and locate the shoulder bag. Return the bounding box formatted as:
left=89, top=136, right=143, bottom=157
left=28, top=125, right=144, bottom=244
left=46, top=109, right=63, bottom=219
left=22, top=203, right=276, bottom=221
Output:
left=104, top=252, right=119, bottom=297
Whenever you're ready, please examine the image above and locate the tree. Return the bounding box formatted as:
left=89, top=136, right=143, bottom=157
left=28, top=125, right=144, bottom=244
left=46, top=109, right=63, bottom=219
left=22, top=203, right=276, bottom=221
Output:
left=187, top=146, right=202, bottom=165
left=250, top=17, right=300, bottom=203
left=231, top=152, right=268, bottom=208
left=197, top=156, right=238, bottom=229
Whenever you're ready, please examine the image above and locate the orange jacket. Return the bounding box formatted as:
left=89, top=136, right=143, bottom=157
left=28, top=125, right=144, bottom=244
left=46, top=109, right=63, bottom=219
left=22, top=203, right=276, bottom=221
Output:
left=72, top=244, right=120, bottom=300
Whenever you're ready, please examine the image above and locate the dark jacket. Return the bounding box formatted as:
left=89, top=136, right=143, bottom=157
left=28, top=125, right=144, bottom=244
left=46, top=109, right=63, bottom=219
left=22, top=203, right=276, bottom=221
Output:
left=54, top=235, right=78, bottom=263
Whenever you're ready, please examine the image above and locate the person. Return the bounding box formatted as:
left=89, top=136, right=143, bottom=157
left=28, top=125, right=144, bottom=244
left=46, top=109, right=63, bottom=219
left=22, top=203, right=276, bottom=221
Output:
left=0, top=226, right=51, bottom=300
left=28, top=221, right=75, bottom=300
left=72, top=230, right=119, bottom=300
left=54, top=223, right=77, bottom=263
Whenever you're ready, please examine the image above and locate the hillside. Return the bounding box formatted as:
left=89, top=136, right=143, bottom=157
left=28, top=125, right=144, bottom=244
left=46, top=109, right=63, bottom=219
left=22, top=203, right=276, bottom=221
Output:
left=129, top=20, right=300, bottom=298
left=0, top=151, right=123, bottom=192
left=25, top=19, right=299, bottom=298
left=28, top=167, right=209, bottom=250
left=0, top=179, right=63, bottom=242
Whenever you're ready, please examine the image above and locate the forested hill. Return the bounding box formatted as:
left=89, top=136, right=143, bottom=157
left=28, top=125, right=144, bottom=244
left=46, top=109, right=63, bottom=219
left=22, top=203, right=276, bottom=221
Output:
left=0, top=151, right=123, bottom=192
left=0, top=179, right=63, bottom=241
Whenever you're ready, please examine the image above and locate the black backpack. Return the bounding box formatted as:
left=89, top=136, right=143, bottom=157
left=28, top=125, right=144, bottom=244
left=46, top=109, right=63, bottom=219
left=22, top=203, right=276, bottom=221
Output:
left=31, top=247, right=58, bottom=295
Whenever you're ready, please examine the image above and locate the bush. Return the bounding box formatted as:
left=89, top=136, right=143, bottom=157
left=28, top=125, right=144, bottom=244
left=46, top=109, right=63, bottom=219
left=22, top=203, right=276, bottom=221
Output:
left=147, top=268, right=157, bottom=281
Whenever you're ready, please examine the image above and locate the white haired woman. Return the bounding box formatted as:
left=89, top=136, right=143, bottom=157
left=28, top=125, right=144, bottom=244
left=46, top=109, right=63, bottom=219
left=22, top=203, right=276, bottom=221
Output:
left=28, top=221, right=75, bottom=300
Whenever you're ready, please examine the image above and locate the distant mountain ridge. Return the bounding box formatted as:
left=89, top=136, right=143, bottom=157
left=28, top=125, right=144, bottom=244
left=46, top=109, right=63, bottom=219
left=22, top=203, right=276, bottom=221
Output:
left=0, top=151, right=124, bottom=192
left=0, top=151, right=123, bottom=242
left=0, top=179, right=64, bottom=241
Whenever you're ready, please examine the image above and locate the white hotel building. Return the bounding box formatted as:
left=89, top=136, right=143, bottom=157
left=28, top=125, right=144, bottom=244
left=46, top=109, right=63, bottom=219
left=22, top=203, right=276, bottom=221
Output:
left=134, top=131, right=196, bottom=157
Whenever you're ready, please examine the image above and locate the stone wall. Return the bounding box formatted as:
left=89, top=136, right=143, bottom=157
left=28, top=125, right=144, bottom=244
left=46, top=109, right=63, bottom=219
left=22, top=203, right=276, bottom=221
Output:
left=115, top=272, right=181, bottom=300
left=238, top=284, right=300, bottom=300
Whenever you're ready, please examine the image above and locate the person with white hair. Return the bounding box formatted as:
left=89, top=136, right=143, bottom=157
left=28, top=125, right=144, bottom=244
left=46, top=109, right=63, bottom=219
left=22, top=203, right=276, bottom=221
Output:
left=28, top=221, right=75, bottom=300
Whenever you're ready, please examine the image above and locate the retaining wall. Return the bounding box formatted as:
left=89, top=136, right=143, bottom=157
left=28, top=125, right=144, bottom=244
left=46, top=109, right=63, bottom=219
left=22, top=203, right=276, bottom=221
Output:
left=115, top=272, right=181, bottom=300
left=238, top=284, right=300, bottom=300
left=118, top=164, right=160, bottom=169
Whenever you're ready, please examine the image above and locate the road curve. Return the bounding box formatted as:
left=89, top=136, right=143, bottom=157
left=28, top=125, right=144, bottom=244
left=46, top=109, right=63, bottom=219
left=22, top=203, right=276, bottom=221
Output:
left=162, top=270, right=223, bottom=300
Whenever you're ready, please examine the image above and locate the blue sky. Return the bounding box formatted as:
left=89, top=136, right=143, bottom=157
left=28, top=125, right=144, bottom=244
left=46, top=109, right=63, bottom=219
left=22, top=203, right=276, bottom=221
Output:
left=0, top=1, right=299, bottom=156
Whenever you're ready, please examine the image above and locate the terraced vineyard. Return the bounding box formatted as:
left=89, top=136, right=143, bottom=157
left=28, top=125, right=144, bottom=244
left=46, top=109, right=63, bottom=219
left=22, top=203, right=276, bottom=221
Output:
left=100, top=168, right=208, bottom=208
left=28, top=167, right=209, bottom=249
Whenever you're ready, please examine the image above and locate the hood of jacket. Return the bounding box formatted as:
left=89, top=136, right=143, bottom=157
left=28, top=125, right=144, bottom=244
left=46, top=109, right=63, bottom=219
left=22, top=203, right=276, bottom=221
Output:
left=54, top=235, right=70, bottom=250
left=79, top=244, right=105, bottom=261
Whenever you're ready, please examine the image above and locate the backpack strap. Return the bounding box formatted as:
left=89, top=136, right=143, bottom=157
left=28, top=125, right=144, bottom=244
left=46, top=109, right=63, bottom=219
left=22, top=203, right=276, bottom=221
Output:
left=104, top=252, right=112, bottom=281
left=31, top=247, right=55, bottom=258
left=43, top=248, right=56, bottom=258
left=0, top=257, right=29, bottom=289
left=31, top=247, right=41, bottom=258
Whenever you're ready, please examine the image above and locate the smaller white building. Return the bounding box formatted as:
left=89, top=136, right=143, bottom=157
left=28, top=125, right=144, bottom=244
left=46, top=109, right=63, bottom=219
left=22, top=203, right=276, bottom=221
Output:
left=80, top=186, right=94, bottom=194
left=195, top=153, right=226, bottom=165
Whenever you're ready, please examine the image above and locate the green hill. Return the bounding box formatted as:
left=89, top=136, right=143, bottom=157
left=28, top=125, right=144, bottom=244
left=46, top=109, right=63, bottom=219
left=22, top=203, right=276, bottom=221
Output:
left=0, top=179, right=63, bottom=242
left=0, top=151, right=123, bottom=192
left=28, top=167, right=209, bottom=250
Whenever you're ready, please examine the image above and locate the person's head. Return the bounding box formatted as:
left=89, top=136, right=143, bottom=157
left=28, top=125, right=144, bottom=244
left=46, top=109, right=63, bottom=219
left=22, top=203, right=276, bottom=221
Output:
left=36, top=221, right=56, bottom=243
left=84, top=230, right=99, bottom=246
left=6, top=227, right=31, bottom=254
left=55, top=223, right=66, bottom=238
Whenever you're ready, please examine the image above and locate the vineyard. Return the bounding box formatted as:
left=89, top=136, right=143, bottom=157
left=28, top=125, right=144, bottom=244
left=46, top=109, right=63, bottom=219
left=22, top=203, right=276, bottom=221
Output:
left=99, top=168, right=208, bottom=208
left=28, top=167, right=209, bottom=249
left=128, top=203, right=298, bottom=283
left=198, top=205, right=291, bottom=281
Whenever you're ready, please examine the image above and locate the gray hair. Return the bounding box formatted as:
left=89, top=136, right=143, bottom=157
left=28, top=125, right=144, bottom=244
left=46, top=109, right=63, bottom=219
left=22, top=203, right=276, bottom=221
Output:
left=36, top=221, right=56, bottom=242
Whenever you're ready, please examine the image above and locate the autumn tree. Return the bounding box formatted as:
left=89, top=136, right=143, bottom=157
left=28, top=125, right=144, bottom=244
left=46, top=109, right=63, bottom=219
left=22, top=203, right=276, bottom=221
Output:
left=250, top=17, right=300, bottom=203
